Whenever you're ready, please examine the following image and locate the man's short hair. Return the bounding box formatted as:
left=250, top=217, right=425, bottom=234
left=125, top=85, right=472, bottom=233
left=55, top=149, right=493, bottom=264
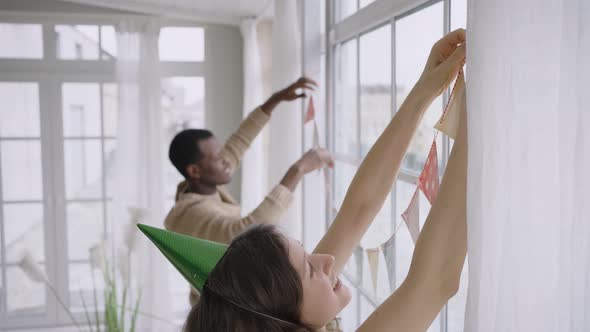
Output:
left=169, top=129, right=214, bottom=178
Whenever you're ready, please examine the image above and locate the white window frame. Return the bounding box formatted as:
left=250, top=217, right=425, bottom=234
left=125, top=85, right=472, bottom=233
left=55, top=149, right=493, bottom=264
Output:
left=0, top=11, right=206, bottom=330
left=323, top=0, right=459, bottom=330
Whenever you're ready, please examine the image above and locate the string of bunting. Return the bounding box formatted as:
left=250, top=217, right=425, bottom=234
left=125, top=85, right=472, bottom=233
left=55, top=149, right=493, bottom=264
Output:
left=357, top=68, right=466, bottom=293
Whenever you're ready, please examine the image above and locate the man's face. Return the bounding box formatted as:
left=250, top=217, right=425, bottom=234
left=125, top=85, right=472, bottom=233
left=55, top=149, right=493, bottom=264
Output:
left=193, top=137, right=232, bottom=185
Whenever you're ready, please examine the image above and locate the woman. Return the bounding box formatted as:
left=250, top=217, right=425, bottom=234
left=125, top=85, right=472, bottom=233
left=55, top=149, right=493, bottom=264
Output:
left=147, top=29, right=467, bottom=332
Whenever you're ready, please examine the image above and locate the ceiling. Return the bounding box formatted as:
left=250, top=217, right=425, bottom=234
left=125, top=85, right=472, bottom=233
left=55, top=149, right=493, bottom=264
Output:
left=60, top=0, right=273, bottom=25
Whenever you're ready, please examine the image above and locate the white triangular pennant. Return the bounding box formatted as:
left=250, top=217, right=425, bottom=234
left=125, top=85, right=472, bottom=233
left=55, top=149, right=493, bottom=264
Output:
left=366, top=248, right=380, bottom=293
left=381, top=235, right=396, bottom=291
left=402, top=188, right=421, bottom=244
left=435, top=70, right=465, bottom=140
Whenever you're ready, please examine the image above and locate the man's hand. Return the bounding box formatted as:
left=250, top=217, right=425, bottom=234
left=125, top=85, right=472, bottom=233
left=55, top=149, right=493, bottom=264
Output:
left=261, top=77, right=318, bottom=115
left=295, top=148, right=334, bottom=174
left=275, top=77, right=317, bottom=101
left=280, top=148, right=334, bottom=192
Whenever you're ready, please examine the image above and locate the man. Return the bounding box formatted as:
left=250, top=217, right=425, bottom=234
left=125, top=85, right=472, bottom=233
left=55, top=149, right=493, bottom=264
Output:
left=165, top=77, right=333, bottom=305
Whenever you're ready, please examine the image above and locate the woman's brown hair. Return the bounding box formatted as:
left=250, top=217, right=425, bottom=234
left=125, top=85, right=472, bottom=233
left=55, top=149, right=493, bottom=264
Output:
left=183, top=225, right=314, bottom=332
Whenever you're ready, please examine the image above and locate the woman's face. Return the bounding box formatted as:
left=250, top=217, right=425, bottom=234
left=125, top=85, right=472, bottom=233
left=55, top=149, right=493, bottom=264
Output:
left=286, top=237, right=351, bottom=328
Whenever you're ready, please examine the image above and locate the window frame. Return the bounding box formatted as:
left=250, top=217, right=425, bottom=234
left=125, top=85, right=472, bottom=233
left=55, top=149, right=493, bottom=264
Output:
left=0, top=12, right=206, bottom=330
left=324, top=0, right=460, bottom=330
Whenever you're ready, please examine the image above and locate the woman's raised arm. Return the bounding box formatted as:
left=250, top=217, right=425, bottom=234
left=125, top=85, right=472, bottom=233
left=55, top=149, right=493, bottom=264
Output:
left=313, top=29, right=466, bottom=279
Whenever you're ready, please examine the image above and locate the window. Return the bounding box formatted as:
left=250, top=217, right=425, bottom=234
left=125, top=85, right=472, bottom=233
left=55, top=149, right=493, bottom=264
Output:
left=56, top=25, right=100, bottom=60
left=327, top=0, right=467, bottom=331
left=0, top=82, right=46, bottom=315
left=334, top=39, right=357, bottom=157
left=61, top=82, right=112, bottom=312
left=396, top=4, right=444, bottom=174
left=0, top=18, right=207, bottom=330
left=0, top=24, right=43, bottom=59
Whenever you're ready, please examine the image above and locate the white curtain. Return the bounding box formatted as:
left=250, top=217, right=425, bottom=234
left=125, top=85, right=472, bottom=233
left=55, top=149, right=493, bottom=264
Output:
left=240, top=18, right=268, bottom=212
left=465, top=0, right=590, bottom=331
left=269, top=0, right=303, bottom=240
left=114, top=20, right=172, bottom=331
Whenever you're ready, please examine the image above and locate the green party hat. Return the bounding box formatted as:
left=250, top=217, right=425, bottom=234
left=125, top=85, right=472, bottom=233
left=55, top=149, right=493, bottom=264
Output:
left=137, top=224, right=228, bottom=292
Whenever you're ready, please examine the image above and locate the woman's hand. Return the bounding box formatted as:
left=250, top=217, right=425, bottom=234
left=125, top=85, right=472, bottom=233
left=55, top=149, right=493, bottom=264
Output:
left=415, top=28, right=466, bottom=100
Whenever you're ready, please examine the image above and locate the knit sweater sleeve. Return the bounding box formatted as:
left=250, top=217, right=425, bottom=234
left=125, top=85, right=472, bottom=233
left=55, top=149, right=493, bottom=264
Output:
left=185, top=185, right=293, bottom=244
left=219, top=108, right=270, bottom=173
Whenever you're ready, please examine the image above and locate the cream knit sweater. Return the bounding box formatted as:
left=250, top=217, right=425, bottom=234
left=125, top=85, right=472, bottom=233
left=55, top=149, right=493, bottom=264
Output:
left=164, top=108, right=293, bottom=244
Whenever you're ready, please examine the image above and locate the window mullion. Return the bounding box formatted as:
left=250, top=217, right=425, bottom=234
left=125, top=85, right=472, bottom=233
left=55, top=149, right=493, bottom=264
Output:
left=39, top=75, right=60, bottom=325
left=0, top=128, right=6, bottom=319
left=50, top=76, right=71, bottom=325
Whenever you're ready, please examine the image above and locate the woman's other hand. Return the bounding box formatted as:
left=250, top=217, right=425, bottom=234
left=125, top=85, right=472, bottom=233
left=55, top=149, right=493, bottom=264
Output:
left=415, top=28, right=466, bottom=100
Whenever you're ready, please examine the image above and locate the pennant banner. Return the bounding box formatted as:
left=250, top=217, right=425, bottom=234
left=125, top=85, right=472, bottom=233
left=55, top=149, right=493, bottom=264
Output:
left=355, top=68, right=464, bottom=296
left=313, top=121, right=320, bottom=147
left=402, top=188, right=421, bottom=244
left=366, top=248, right=380, bottom=293
left=381, top=235, right=396, bottom=291
left=305, top=95, right=316, bottom=123
left=435, top=70, right=465, bottom=140
left=418, top=141, right=440, bottom=205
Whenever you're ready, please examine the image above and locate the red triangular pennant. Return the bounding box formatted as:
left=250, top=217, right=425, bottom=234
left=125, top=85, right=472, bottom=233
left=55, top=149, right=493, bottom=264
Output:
left=418, top=141, right=440, bottom=205
left=304, top=96, right=316, bottom=123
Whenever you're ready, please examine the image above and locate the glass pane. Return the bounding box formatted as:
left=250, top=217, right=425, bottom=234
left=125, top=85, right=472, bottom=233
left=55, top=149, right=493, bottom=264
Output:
left=62, top=83, right=101, bottom=137
left=360, top=247, right=392, bottom=302
left=360, top=25, right=391, bottom=157
left=0, top=23, right=43, bottom=59
left=395, top=180, right=415, bottom=287
left=67, top=202, right=104, bottom=260
left=451, top=0, right=468, bottom=30
left=68, top=263, right=105, bottom=311
left=4, top=203, right=44, bottom=263
left=448, top=260, right=469, bottom=332
left=1, top=140, right=43, bottom=201
left=336, top=0, right=357, bottom=21
left=339, top=278, right=358, bottom=331
left=394, top=179, right=443, bottom=331
left=360, top=0, right=376, bottom=8
left=7, top=266, right=46, bottom=313
left=100, top=25, right=117, bottom=59
left=104, top=139, right=116, bottom=199
left=103, top=83, right=118, bottom=137
left=0, top=82, right=40, bottom=137
left=64, top=139, right=103, bottom=199
left=159, top=27, right=205, bottom=61
left=162, top=77, right=205, bottom=197
left=335, top=39, right=358, bottom=156
left=360, top=296, right=375, bottom=324
left=56, top=25, right=99, bottom=60
left=333, top=162, right=357, bottom=212
left=395, top=3, right=444, bottom=173
left=360, top=193, right=392, bottom=248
